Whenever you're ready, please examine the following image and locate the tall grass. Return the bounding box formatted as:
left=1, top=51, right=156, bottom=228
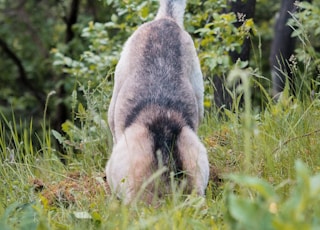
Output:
left=2, top=68, right=320, bottom=229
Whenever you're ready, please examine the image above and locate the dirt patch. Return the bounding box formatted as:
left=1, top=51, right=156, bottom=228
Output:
left=31, top=172, right=110, bottom=206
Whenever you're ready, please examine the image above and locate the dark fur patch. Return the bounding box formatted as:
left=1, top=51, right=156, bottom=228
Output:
left=167, top=0, right=175, bottom=19
left=147, top=116, right=183, bottom=178
left=142, top=19, right=182, bottom=80
left=124, top=97, right=194, bottom=130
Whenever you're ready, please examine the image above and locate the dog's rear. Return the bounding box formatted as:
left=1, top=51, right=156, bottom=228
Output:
left=106, top=0, right=209, bottom=203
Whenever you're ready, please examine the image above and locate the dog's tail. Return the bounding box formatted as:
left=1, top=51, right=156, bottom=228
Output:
left=156, top=0, right=186, bottom=28
left=149, top=120, right=209, bottom=196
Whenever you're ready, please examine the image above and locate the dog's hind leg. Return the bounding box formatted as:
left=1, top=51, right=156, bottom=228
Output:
left=177, top=126, right=209, bottom=195
left=106, top=124, right=155, bottom=204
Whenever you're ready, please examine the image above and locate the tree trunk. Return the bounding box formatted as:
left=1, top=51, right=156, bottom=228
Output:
left=53, top=0, right=80, bottom=132
left=52, top=0, right=80, bottom=160
left=269, top=0, right=312, bottom=99
left=269, top=0, right=296, bottom=98
left=213, top=0, right=256, bottom=110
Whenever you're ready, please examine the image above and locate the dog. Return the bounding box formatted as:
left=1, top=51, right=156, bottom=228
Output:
left=106, top=0, right=209, bottom=203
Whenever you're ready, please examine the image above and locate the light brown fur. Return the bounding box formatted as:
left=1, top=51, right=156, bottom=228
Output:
left=106, top=0, right=209, bottom=203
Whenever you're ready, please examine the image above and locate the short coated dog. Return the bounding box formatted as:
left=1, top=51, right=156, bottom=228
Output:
left=106, top=0, right=209, bottom=203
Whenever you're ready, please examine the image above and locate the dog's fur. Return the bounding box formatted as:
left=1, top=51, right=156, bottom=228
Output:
left=106, top=0, right=209, bottom=203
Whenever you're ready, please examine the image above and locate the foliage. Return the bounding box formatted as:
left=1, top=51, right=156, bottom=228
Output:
left=192, top=1, right=255, bottom=75
left=0, top=202, right=50, bottom=230
left=51, top=22, right=114, bottom=162
left=226, top=160, right=320, bottom=230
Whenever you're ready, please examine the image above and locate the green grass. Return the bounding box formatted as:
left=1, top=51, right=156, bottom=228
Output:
left=1, top=84, right=320, bottom=229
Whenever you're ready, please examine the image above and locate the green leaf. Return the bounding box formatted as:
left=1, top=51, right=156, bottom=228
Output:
left=106, top=0, right=113, bottom=5
left=139, top=5, right=149, bottom=19
left=295, top=160, right=310, bottom=194
left=91, top=211, right=102, bottom=222
left=73, top=211, right=92, bottom=219
left=310, top=174, right=320, bottom=197
left=227, top=195, right=273, bottom=230
left=296, top=1, right=313, bottom=10
left=291, top=29, right=303, bottom=37
left=228, top=174, right=277, bottom=201
left=51, top=129, right=65, bottom=144
left=0, top=202, right=40, bottom=230
left=78, top=103, right=86, bottom=116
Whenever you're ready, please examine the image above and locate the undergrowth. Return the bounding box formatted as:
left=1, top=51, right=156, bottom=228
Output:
left=1, top=75, right=320, bottom=229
